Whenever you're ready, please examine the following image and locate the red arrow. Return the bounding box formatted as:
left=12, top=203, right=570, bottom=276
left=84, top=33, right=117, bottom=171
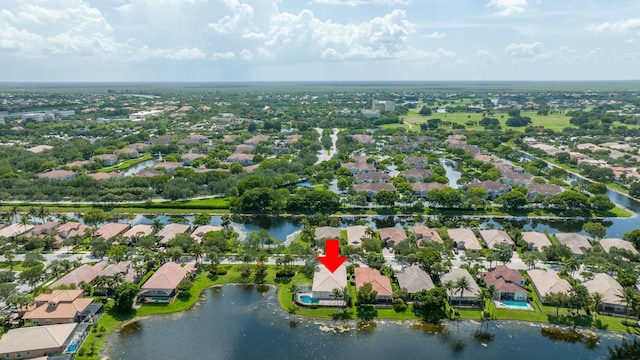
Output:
left=318, top=239, right=347, bottom=273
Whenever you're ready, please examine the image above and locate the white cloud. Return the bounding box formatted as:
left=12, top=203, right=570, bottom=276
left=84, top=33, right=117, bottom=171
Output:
left=208, top=0, right=265, bottom=39
left=589, top=18, right=640, bottom=32
left=129, top=46, right=206, bottom=61
left=504, top=41, right=543, bottom=57
left=212, top=51, right=235, bottom=60
left=310, top=0, right=408, bottom=6
left=487, top=0, right=527, bottom=16
left=423, top=32, right=445, bottom=39
left=473, top=49, right=495, bottom=63
left=240, top=48, right=253, bottom=60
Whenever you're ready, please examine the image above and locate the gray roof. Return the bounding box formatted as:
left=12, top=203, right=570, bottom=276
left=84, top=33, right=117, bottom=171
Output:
left=397, top=265, right=435, bottom=294
left=0, top=323, right=77, bottom=354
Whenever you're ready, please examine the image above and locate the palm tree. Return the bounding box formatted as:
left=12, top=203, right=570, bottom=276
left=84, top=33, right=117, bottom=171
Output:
left=10, top=206, right=20, bottom=223
left=28, top=206, right=37, bottom=224
left=151, top=218, right=164, bottom=234
left=486, top=284, right=498, bottom=302
left=288, top=284, right=299, bottom=300
left=616, top=287, right=638, bottom=325
left=590, top=292, right=604, bottom=318
left=455, top=277, right=472, bottom=307
left=19, top=214, right=30, bottom=232
left=190, top=243, right=205, bottom=264
left=37, top=206, right=49, bottom=224
left=112, top=273, right=125, bottom=288
left=331, top=288, right=342, bottom=313
left=364, top=227, right=375, bottom=239
left=442, top=280, right=455, bottom=303
left=58, top=213, right=70, bottom=224
left=563, top=257, right=580, bottom=277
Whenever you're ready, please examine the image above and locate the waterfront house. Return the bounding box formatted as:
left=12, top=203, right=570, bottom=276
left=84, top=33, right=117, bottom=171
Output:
left=481, top=265, right=527, bottom=301
left=191, top=225, right=223, bottom=243
left=138, top=262, right=195, bottom=303
left=87, top=172, right=123, bottom=181
left=378, top=227, right=407, bottom=247
left=468, top=180, right=510, bottom=200
left=122, top=224, right=154, bottom=243
left=23, top=290, right=94, bottom=325
left=448, top=228, right=482, bottom=252
left=353, top=183, right=395, bottom=199
left=346, top=226, right=368, bottom=248
left=526, top=183, right=564, bottom=198
left=54, top=222, right=91, bottom=247
left=96, top=223, right=130, bottom=241
left=181, top=153, right=207, bottom=164
left=521, top=231, right=552, bottom=251
left=36, top=170, right=77, bottom=181
left=555, top=233, right=592, bottom=258
left=397, top=265, right=435, bottom=297
left=153, top=161, right=183, bottom=173
left=115, top=147, right=139, bottom=158
left=91, top=154, right=117, bottom=166
left=411, top=182, right=446, bottom=198
left=157, top=223, right=192, bottom=245
left=354, top=267, right=393, bottom=304
left=599, top=238, right=638, bottom=255
left=0, top=223, right=35, bottom=241
left=411, top=226, right=443, bottom=245
left=0, top=323, right=78, bottom=359
left=28, top=221, right=59, bottom=238
left=527, top=269, right=572, bottom=303
left=51, top=262, right=108, bottom=289
left=311, top=265, right=348, bottom=301
left=479, top=230, right=514, bottom=249
left=583, top=273, right=625, bottom=313
left=315, top=227, right=341, bottom=243
left=441, top=268, right=482, bottom=307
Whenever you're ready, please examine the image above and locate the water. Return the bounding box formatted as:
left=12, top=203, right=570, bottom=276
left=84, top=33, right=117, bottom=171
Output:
left=121, top=159, right=158, bottom=177
left=103, top=285, right=628, bottom=360
left=500, top=301, right=531, bottom=309
left=299, top=295, right=319, bottom=304
left=440, top=159, right=462, bottom=189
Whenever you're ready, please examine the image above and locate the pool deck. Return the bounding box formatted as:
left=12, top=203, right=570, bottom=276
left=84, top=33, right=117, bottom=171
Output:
left=493, top=300, right=533, bottom=311
left=295, top=292, right=346, bottom=307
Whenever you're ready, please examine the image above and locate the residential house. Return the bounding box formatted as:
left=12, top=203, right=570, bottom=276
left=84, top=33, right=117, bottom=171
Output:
left=342, top=162, right=376, bottom=175
left=91, top=154, right=117, bottom=166
left=99, top=260, right=136, bottom=284
left=153, top=161, right=183, bottom=173
left=311, top=265, right=348, bottom=301
left=481, top=265, right=527, bottom=301
left=157, top=223, right=191, bottom=245
left=411, top=226, right=443, bottom=245
left=191, top=225, right=223, bottom=243
left=527, top=269, right=572, bottom=303
left=96, top=223, right=130, bottom=241
left=54, top=222, right=91, bottom=247
left=583, top=273, right=625, bottom=313
left=479, top=229, right=514, bottom=249
left=378, top=227, right=406, bottom=247
left=402, top=168, right=434, bottom=182
left=122, top=224, right=154, bottom=243
left=346, top=225, right=367, bottom=248
left=522, top=231, right=552, bottom=251
left=403, top=156, right=427, bottom=169
left=28, top=221, right=59, bottom=238
left=315, top=227, right=341, bottom=243
left=468, top=180, right=510, bottom=200
left=397, top=265, right=435, bottom=297
left=448, top=228, right=482, bottom=252
left=526, top=183, right=564, bottom=198
left=411, top=182, right=446, bottom=198
left=0, top=323, right=78, bottom=359
left=23, top=290, right=94, bottom=325
left=115, top=147, right=139, bottom=158
left=235, top=144, right=255, bottom=153
left=353, top=183, right=395, bottom=199
left=244, top=135, right=270, bottom=145
left=227, top=153, right=254, bottom=165
left=181, top=153, right=207, bottom=164
left=555, top=233, right=592, bottom=258
left=180, top=134, right=208, bottom=145
left=135, top=169, right=165, bottom=178
left=355, top=172, right=390, bottom=183
left=138, top=262, right=195, bottom=303
left=599, top=238, right=638, bottom=255
left=441, top=268, right=482, bottom=307
left=502, top=172, right=534, bottom=186
left=37, top=170, right=77, bottom=181
left=0, top=223, right=35, bottom=241
left=51, top=261, right=108, bottom=288
left=354, top=267, right=393, bottom=304
left=352, top=134, right=375, bottom=144
left=87, top=172, right=123, bottom=181
left=27, top=145, right=53, bottom=153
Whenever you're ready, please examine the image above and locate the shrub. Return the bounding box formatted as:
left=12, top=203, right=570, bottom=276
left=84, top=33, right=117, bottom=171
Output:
left=393, top=298, right=407, bottom=312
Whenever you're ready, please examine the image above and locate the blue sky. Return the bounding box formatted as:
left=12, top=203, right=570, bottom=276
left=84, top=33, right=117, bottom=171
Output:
left=1, top=0, right=640, bottom=81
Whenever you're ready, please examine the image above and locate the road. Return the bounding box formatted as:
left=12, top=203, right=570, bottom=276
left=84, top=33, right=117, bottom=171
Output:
left=315, top=128, right=339, bottom=164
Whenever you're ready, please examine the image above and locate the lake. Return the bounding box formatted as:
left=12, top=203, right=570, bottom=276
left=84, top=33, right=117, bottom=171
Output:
left=102, top=285, right=628, bottom=360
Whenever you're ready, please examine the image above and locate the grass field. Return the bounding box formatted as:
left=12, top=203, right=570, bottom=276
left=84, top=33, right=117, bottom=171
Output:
left=97, top=154, right=153, bottom=173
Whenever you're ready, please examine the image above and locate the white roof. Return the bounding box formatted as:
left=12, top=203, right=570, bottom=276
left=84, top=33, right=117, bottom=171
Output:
left=527, top=269, right=572, bottom=297
left=346, top=226, right=367, bottom=248
left=599, top=238, right=638, bottom=254
left=441, top=268, right=481, bottom=298
left=312, top=265, right=347, bottom=293
left=584, top=273, right=624, bottom=305
left=157, top=223, right=191, bottom=244
left=397, top=265, right=435, bottom=294
left=479, top=229, right=514, bottom=249
left=448, top=228, right=482, bottom=251
left=122, top=224, right=154, bottom=238
left=522, top=231, right=552, bottom=250
left=555, top=233, right=592, bottom=256
left=0, top=323, right=77, bottom=354
left=0, top=223, right=34, bottom=238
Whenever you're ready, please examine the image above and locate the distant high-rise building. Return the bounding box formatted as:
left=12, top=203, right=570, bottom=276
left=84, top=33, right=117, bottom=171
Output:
left=372, top=100, right=395, bottom=112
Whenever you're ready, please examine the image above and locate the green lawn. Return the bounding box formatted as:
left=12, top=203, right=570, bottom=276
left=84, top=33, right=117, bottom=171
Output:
left=97, top=154, right=153, bottom=173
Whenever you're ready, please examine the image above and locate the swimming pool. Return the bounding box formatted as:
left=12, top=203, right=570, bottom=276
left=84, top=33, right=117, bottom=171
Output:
left=67, top=341, right=79, bottom=353
left=500, top=301, right=531, bottom=310
left=299, top=295, right=319, bottom=304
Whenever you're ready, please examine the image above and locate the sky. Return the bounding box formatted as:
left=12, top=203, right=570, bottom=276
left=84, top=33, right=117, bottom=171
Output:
left=1, top=0, right=640, bottom=82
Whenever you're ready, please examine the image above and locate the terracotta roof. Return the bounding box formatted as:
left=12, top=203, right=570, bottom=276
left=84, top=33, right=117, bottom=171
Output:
left=378, top=227, right=407, bottom=244
left=479, top=230, right=514, bottom=249
left=481, top=265, right=525, bottom=295
left=412, top=226, right=443, bottom=244
left=448, top=228, right=482, bottom=251
left=37, top=170, right=76, bottom=180
left=87, top=172, right=122, bottom=181
left=142, top=262, right=189, bottom=290
left=24, top=290, right=93, bottom=321
left=355, top=267, right=393, bottom=297
left=51, top=261, right=108, bottom=288
left=96, top=223, right=130, bottom=240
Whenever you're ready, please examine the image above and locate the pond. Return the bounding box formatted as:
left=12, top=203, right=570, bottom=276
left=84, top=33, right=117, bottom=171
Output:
left=102, top=285, right=629, bottom=360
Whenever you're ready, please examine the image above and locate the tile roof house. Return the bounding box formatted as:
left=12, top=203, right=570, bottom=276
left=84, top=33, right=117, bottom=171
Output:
left=355, top=172, right=391, bottom=183
left=91, top=154, right=118, bottom=166
left=352, top=134, right=375, bottom=144
left=181, top=153, right=207, bottom=163
left=95, top=222, right=130, bottom=241
left=355, top=267, right=393, bottom=303
left=411, top=182, right=446, bottom=198
left=153, top=161, right=184, bottom=173
left=412, top=226, right=443, bottom=245
left=526, top=183, right=564, bottom=198
left=403, top=156, right=428, bottom=169
left=139, top=262, right=194, bottom=303
left=51, top=261, right=108, bottom=288
left=481, top=265, right=527, bottom=301
left=522, top=231, right=552, bottom=251
left=502, top=172, right=534, bottom=186
left=583, top=273, right=625, bottom=313
left=99, top=260, right=136, bottom=283
left=115, top=147, right=139, bottom=157
left=448, top=228, right=482, bottom=251
left=0, top=323, right=78, bottom=360
left=135, top=169, right=165, bottom=178
left=479, top=229, right=515, bottom=249
left=527, top=269, right=572, bottom=303
left=468, top=180, right=510, bottom=200
left=346, top=226, right=368, bottom=248
left=54, top=222, right=91, bottom=247
left=342, top=162, right=376, bottom=174
left=353, top=183, right=395, bottom=198
left=555, top=233, right=592, bottom=258
left=244, top=135, right=270, bottom=145
left=191, top=225, right=222, bottom=243
left=37, top=170, right=77, bottom=181
left=0, top=223, right=35, bottom=240
left=157, top=223, right=192, bottom=245
left=28, top=221, right=59, bottom=237
left=23, top=290, right=94, bottom=325
left=122, top=224, right=154, bottom=242
left=87, top=172, right=123, bottom=181
left=378, top=227, right=407, bottom=247
left=441, top=268, right=482, bottom=307
left=402, top=168, right=434, bottom=182
left=397, top=265, right=435, bottom=296
left=311, top=265, right=348, bottom=300
left=315, top=227, right=341, bottom=242
left=599, top=238, right=638, bottom=254
left=227, top=153, right=254, bottom=165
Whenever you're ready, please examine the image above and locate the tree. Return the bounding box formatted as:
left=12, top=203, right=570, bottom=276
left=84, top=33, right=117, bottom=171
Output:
left=454, top=276, right=472, bottom=306
left=607, top=337, right=640, bottom=360
left=616, top=287, right=639, bottom=324
left=591, top=292, right=604, bottom=317
left=83, top=208, right=107, bottom=228
left=330, top=288, right=342, bottom=313
left=151, top=218, right=164, bottom=234
left=177, top=278, right=194, bottom=296
left=19, top=265, right=45, bottom=287
left=413, top=287, right=448, bottom=321
left=417, top=247, right=442, bottom=276
left=374, top=190, right=397, bottom=207
left=582, top=222, right=607, bottom=239
left=495, top=244, right=513, bottom=265
left=523, top=252, right=541, bottom=269
left=546, top=291, right=569, bottom=316
left=113, top=282, right=140, bottom=312
left=486, top=251, right=499, bottom=269
left=569, top=284, right=590, bottom=314
left=497, top=190, right=528, bottom=210
left=357, top=282, right=378, bottom=305
left=544, top=243, right=573, bottom=262
left=23, top=252, right=45, bottom=268
left=419, top=106, right=432, bottom=116
left=3, top=246, right=16, bottom=271
left=563, top=257, right=580, bottom=277
left=193, top=214, right=212, bottom=226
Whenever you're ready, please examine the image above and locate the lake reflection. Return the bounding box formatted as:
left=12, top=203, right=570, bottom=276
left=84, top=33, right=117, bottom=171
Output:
left=103, top=285, right=627, bottom=360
